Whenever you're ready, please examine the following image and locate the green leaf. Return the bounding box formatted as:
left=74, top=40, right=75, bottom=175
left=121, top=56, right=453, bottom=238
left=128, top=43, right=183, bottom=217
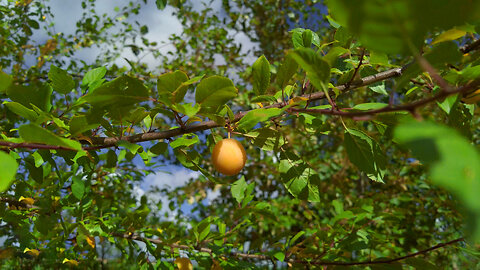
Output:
left=326, top=0, right=480, bottom=54
left=456, top=65, right=480, bottom=84
left=246, top=127, right=285, bottom=151
left=82, top=67, right=107, bottom=88
left=279, top=157, right=321, bottom=202
left=397, top=42, right=462, bottom=90
left=352, top=103, right=388, bottom=111
left=118, top=141, right=142, bottom=154
left=35, top=215, right=55, bottom=235
left=126, top=107, right=149, bottom=124
left=196, top=218, right=212, bottom=242
left=105, top=149, right=117, bottom=168
left=69, top=115, right=100, bottom=136
left=237, top=108, right=283, bottom=132
left=155, top=0, right=167, bottom=9
left=394, top=121, right=480, bottom=213
left=19, top=124, right=82, bottom=150
left=0, top=151, right=18, bottom=192
left=432, top=28, right=467, bottom=45
left=252, top=55, right=270, bottom=95
left=157, top=70, right=189, bottom=101
left=291, top=28, right=320, bottom=49
left=405, top=258, right=437, bottom=270
left=276, top=55, right=298, bottom=88
left=273, top=252, right=285, bottom=262
left=250, top=95, right=278, bottom=104
left=323, top=46, right=350, bottom=66
left=0, top=71, right=13, bottom=93
left=231, top=176, right=247, bottom=204
left=32, top=151, right=44, bottom=167
left=170, top=134, right=199, bottom=149
left=344, top=128, right=386, bottom=182
left=4, top=101, right=38, bottom=121
left=48, top=65, right=75, bottom=94
left=195, top=76, right=237, bottom=112
left=334, top=26, right=352, bottom=47
left=290, top=231, right=305, bottom=245
left=290, top=48, right=330, bottom=91
left=150, top=142, right=167, bottom=155
left=7, top=84, right=53, bottom=112
left=370, top=51, right=389, bottom=65
left=72, top=175, right=85, bottom=200
left=437, top=94, right=459, bottom=114
left=172, top=103, right=201, bottom=118
left=79, top=75, right=149, bottom=119
left=369, top=84, right=389, bottom=96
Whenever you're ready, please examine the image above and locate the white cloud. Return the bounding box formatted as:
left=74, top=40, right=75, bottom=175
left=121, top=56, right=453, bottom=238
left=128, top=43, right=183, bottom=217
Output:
left=43, top=0, right=182, bottom=68
left=142, top=166, right=200, bottom=191
left=136, top=166, right=223, bottom=220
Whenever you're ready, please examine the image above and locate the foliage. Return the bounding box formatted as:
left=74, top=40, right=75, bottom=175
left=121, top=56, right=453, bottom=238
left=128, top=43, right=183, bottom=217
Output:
left=0, top=0, right=480, bottom=269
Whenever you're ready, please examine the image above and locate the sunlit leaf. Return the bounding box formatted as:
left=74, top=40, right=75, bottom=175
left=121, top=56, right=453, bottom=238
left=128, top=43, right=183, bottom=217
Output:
left=195, top=76, right=237, bottom=112
left=0, top=151, right=18, bottom=192
left=252, top=55, right=270, bottom=95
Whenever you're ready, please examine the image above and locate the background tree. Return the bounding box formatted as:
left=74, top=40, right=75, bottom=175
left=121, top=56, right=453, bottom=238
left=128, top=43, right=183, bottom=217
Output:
left=0, top=0, right=480, bottom=269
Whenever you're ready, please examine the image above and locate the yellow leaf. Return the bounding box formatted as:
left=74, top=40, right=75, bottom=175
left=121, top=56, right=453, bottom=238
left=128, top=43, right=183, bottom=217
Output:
left=211, top=260, right=222, bottom=270
left=19, top=196, right=34, bottom=205
left=157, top=228, right=163, bottom=234
left=186, top=117, right=202, bottom=125
left=62, top=259, right=79, bottom=266
left=86, top=236, right=95, bottom=249
left=462, top=89, right=480, bottom=104
left=288, top=96, right=309, bottom=107
left=432, top=28, right=467, bottom=45
left=77, top=135, right=93, bottom=145
left=23, top=248, right=39, bottom=257
left=0, top=248, right=15, bottom=259
left=174, top=257, right=193, bottom=270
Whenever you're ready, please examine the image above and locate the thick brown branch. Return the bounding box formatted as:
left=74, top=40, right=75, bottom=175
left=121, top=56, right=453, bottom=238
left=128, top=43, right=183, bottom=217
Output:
left=344, top=48, right=366, bottom=90
left=1, top=66, right=406, bottom=151
left=460, top=39, right=480, bottom=54
left=309, top=237, right=464, bottom=266
left=0, top=141, right=78, bottom=151
left=291, top=80, right=480, bottom=118
left=114, top=233, right=463, bottom=266
left=86, top=66, right=406, bottom=148
left=0, top=197, right=37, bottom=209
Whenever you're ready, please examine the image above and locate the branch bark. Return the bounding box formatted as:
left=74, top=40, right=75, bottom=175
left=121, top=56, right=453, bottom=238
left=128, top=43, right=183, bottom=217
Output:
left=290, top=79, right=480, bottom=118
left=86, top=66, right=406, bottom=148
left=0, top=66, right=406, bottom=151
left=114, top=233, right=463, bottom=266
left=460, top=38, right=480, bottom=54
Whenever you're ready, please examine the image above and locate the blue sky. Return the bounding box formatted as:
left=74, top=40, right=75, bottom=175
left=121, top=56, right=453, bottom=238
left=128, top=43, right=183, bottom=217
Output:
left=35, top=0, right=258, bottom=216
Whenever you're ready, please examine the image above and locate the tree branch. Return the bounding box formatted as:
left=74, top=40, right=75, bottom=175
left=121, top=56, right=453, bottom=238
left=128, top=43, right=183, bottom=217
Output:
left=114, top=233, right=463, bottom=266
left=460, top=38, right=480, bottom=54
left=290, top=79, right=480, bottom=118
left=0, top=66, right=406, bottom=151
left=85, top=66, right=406, bottom=148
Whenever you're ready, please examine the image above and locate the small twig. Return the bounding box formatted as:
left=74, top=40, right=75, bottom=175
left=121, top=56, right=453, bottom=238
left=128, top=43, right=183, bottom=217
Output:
left=113, top=233, right=463, bottom=266
left=0, top=197, right=38, bottom=209
left=460, top=39, right=480, bottom=54
left=415, top=53, right=452, bottom=92
left=290, top=79, right=480, bottom=118
left=344, top=48, right=366, bottom=90
left=0, top=66, right=408, bottom=151
left=172, top=110, right=186, bottom=130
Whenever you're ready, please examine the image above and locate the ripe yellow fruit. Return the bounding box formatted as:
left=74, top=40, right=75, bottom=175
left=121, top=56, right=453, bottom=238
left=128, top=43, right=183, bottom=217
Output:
left=211, top=138, right=247, bottom=176
left=174, top=257, right=193, bottom=270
